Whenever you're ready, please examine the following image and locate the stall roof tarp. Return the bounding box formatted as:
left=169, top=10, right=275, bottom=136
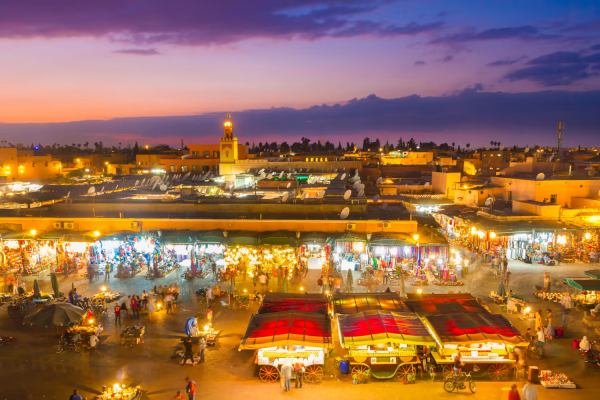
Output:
left=161, top=230, right=200, bottom=244
left=299, top=232, right=338, bottom=246
left=404, top=294, right=489, bottom=317
left=258, top=293, right=329, bottom=315
left=38, top=231, right=68, bottom=241
left=197, top=230, right=225, bottom=244
left=63, top=233, right=97, bottom=243
left=338, top=311, right=436, bottom=347
left=426, top=313, right=525, bottom=345
left=2, top=232, right=35, bottom=240
left=563, top=277, right=600, bottom=291
left=332, top=293, right=409, bottom=315
left=369, top=232, right=411, bottom=246
left=259, top=231, right=298, bottom=247
left=584, top=270, right=600, bottom=280
left=227, top=231, right=259, bottom=246
left=239, top=311, right=333, bottom=350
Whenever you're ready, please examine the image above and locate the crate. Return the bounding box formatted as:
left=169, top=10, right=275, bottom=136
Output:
left=540, top=381, right=559, bottom=388
left=560, top=383, right=576, bottom=389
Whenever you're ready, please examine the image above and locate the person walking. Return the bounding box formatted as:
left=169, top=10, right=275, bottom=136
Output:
left=147, top=298, right=156, bottom=322
left=504, top=270, right=512, bottom=288
left=185, top=377, right=196, bottom=400
left=173, top=285, right=180, bottom=302
left=258, top=272, right=267, bottom=294
left=281, top=361, right=293, bottom=392
left=125, top=296, right=132, bottom=319
left=543, top=271, right=551, bottom=291
left=182, top=336, right=195, bottom=366
left=141, top=290, right=148, bottom=307
left=199, top=336, right=206, bottom=363
left=294, top=361, right=304, bottom=388
left=162, top=285, right=169, bottom=301
left=502, top=256, right=509, bottom=275
left=114, top=303, right=122, bottom=325
left=104, top=264, right=110, bottom=281
left=69, top=389, right=84, bottom=400
left=522, top=382, right=538, bottom=400
left=508, top=384, right=520, bottom=400
left=158, top=285, right=163, bottom=301
left=165, top=292, right=174, bottom=314
left=534, top=309, right=543, bottom=332
left=131, top=296, right=139, bottom=319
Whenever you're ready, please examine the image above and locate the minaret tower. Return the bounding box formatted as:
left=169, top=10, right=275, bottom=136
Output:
left=219, top=114, right=238, bottom=174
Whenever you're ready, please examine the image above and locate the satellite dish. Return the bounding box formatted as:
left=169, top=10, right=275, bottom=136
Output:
left=343, top=190, right=352, bottom=200
left=461, top=176, right=468, bottom=182
left=247, top=169, right=251, bottom=173
left=282, top=192, right=289, bottom=202
left=376, top=177, right=383, bottom=184
left=382, top=202, right=388, bottom=210
left=259, top=172, right=266, bottom=179
left=340, top=207, right=350, bottom=220
left=486, top=146, right=490, bottom=150
left=160, top=184, right=167, bottom=191
left=286, top=182, right=291, bottom=188
left=500, top=145, right=504, bottom=150
left=134, top=180, right=139, bottom=187
left=306, top=169, right=310, bottom=173
left=525, top=147, right=530, bottom=153
left=299, top=168, right=303, bottom=173
left=141, top=178, right=146, bottom=185
left=358, top=190, right=365, bottom=198
left=536, top=173, right=545, bottom=181
left=152, top=182, right=158, bottom=190
left=316, top=190, right=325, bottom=199
left=258, top=169, right=265, bottom=174
left=548, top=155, right=554, bottom=162
left=287, top=173, right=291, bottom=179
left=279, top=171, right=284, bottom=179
left=590, top=168, right=597, bottom=177
left=266, top=173, right=273, bottom=180
left=373, top=194, right=380, bottom=203
left=300, top=192, right=307, bottom=200
left=340, top=173, right=346, bottom=180
left=115, top=185, right=118, bottom=190
left=229, top=185, right=234, bottom=193
left=100, top=186, right=105, bottom=193
left=334, top=168, right=338, bottom=173
left=485, top=197, right=493, bottom=206
left=357, top=184, right=365, bottom=191
left=65, top=191, right=70, bottom=199
left=87, top=187, right=95, bottom=195
left=353, top=181, right=359, bottom=189
left=424, top=182, right=430, bottom=189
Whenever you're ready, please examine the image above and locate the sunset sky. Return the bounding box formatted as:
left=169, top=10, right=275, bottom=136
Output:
left=1, top=0, right=599, bottom=146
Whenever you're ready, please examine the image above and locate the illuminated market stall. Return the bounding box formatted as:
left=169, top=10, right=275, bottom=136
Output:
left=238, top=310, right=333, bottom=383
left=562, top=276, right=600, bottom=307
left=331, top=293, right=409, bottom=315
left=423, top=312, right=527, bottom=381
left=334, top=233, right=367, bottom=271
left=299, top=233, right=332, bottom=273
left=337, top=310, right=436, bottom=380
left=258, top=293, right=329, bottom=315
left=95, top=232, right=160, bottom=278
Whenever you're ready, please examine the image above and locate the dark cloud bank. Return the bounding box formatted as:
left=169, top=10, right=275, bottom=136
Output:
left=2, top=89, right=599, bottom=147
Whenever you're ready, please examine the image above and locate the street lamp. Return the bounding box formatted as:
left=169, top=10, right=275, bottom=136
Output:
left=413, top=234, right=419, bottom=242
left=93, top=231, right=101, bottom=237
left=489, top=232, right=497, bottom=239
left=30, top=229, right=37, bottom=236
left=585, top=232, right=591, bottom=240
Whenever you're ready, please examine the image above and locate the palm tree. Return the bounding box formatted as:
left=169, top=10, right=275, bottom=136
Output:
left=466, top=143, right=471, bottom=150
left=490, top=141, right=494, bottom=147
left=452, top=142, right=455, bottom=148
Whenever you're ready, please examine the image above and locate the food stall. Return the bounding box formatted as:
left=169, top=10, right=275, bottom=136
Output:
left=403, top=293, right=490, bottom=317
left=331, top=293, right=409, bottom=315
left=423, top=313, right=526, bottom=381
left=239, top=310, right=333, bottom=383
left=258, top=293, right=329, bottom=315
left=562, top=277, right=600, bottom=308
left=338, top=310, right=436, bottom=380
left=299, top=233, right=332, bottom=277
left=334, top=233, right=368, bottom=271
left=95, top=384, right=142, bottom=400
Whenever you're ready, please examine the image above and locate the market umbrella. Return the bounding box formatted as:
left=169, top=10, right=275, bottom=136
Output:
left=399, top=276, right=406, bottom=298
left=346, top=269, right=354, bottom=292
left=51, top=273, right=60, bottom=298
left=33, top=279, right=40, bottom=299
left=497, top=281, right=507, bottom=297
left=23, top=303, right=86, bottom=328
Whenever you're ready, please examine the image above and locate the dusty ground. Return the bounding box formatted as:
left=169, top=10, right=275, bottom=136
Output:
left=2, top=256, right=599, bottom=400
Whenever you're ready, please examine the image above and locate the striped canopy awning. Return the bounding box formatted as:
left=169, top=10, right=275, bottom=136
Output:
left=332, top=293, right=409, bottom=315
left=338, top=311, right=435, bottom=347
left=404, top=294, right=489, bottom=317
left=563, top=277, right=600, bottom=291
left=258, top=293, right=329, bottom=315
left=426, top=313, right=526, bottom=346
left=239, top=311, right=333, bottom=350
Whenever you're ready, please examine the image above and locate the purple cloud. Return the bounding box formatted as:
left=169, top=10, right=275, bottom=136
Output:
left=414, top=60, right=426, bottom=65
left=431, top=25, right=559, bottom=45
left=528, top=51, right=582, bottom=64
left=504, top=64, right=591, bottom=86
left=487, top=56, right=527, bottom=66
left=0, top=0, right=444, bottom=46
left=114, top=48, right=160, bottom=55
left=441, top=55, right=453, bottom=62
left=4, top=89, right=600, bottom=147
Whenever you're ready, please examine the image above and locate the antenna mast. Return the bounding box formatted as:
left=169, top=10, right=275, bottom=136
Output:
left=557, top=122, right=564, bottom=151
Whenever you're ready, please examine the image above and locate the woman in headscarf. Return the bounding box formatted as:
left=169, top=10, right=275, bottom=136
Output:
left=534, top=309, right=543, bottom=332
left=580, top=336, right=591, bottom=352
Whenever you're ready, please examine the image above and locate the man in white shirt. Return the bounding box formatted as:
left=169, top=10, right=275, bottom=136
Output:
left=522, top=382, right=538, bottom=400
left=535, top=327, right=545, bottom=349
left=164, top=293, right=174, bottom=314
left=89, top=333, right=99, bottom=348
left=258, top=272, right=267, bottom=293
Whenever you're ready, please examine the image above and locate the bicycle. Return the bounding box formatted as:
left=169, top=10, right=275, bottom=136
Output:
left=444, top=371, right=476, bottom=393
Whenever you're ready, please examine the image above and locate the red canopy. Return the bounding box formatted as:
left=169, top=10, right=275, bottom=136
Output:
left=425, top=313, right=525, bottom=345
left=404, top=294, right=488, bottom=316
left=239, top=311, right=333, bottom=350
left=258, top=293, right=329, bottom=315
left=338, top=311, right=435, bottom=347
left=332, top=293, right=409, bottom=315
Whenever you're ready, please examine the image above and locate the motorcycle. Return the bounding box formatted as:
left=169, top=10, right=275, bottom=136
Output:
left=443, top=371, right=476, bottom=393
left=56, top=339, right=83, bottom=354
left=582, top=341, right=600, bottom=364
left=0, top=335, right=14, bottom=346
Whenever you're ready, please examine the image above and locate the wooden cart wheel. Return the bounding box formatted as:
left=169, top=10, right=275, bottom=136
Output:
left=395, top=364, right=415, bottom=381
left=488, top=363, right=509, bottom=381
left=442, top=364, right=454, bottom=379
left=259, top=365, right=280, bottom=383
left=304, top=365, right=323, bottom=383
